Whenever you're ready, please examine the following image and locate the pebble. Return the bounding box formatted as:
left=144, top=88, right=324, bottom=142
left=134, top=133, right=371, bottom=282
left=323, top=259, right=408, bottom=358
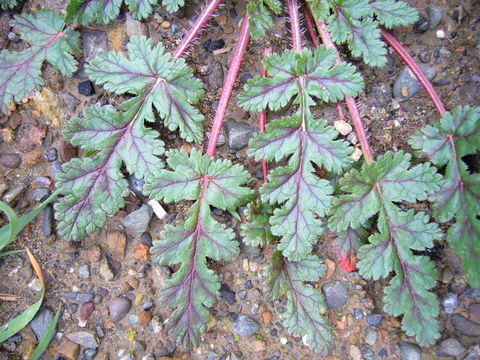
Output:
left=99, top=258, right=114, bottom=281
left=28, top=278, right=43, bottom=292
left=51, top=161, right=64, bottom=179
left=78, top=80, right=95, bottom=96
left=40, top=203, right=53, bottom=237
left=203, top=39, right=225, bottom=53
left=362, top=348, right=376, bottom=360
left=207, top=61, right=224, bottom=91
left=322, top=281, right=348, bottom=309
left=107, top=230, right=127, bottom=259
left=233, top=315, right=259, bottom=338
left=0, top=153, right=21, bottom=168
left=87, top=246, right=102, bottom=263
left=24, top=150, right=44, bottom=167
left=364, top=327, right=377, bottom=346
left=78, top=302, right=95, bottom=327
left=109, top=296, right=132, bottom=322
left=334, top=120, right=352, bottom=135
left=436, top=338, right=466, bottom=357
left=83, top=30, right=108, bottom=61
left=60, top=92, right=80, bottom=113
left=77, top=264, right=90, bottom=279
left=141, top=354, right=155, bottom=360
left=366, top=313, right=383, bottom=327
left=469, top=303, right=480, bottom=322
left=3, top=184, right=26, bottom=204
left=398, top=341, right=422, bottom=360
left=464, top=345, right=480, bottom=360
left=128, top=314, right=139, bottom=324
left=66, top=330, right=99, bottom=349
left=436, top=29, right=446, bottom=39
left=122, top=204, right=153, bottom=233
left=378, top=348, right=388, bottom=358
left=96, top=326, right=104, bottom=338
left=220, top=283, right=236, bottom=305
left=465, top=287, right=480, bottom=298
left=30, top=308, right=54, bottom=341
left=53, top=338, right=80, bottom=360
left=83, top=348, right=98, bottom=360
left=426, top=5, right=444, bottom=30
left=64, top=292, right=94, bottom=303
left=442, top=292, right=459, bottom=313
left=239, top=290, right=247, bottom=301
left=414, top=17, right=430, bottom=33
left=138, top=310, right=153, bottom=326
left=350, top=345, right=362, bottom=360
left=140, top=232, right=153, bottom=246
left=353, top=308, right=364, bottom=320
left=224, top=119, right=257, bottom=151
left=125, top=13, right=149, bottom=37
left=451, top=314, right=480, bottom=336
left=393, top=65, right=437, bottom=101
left=419, top=50, right=431, bottom=63
left=128, top=175, right=145, bottom=196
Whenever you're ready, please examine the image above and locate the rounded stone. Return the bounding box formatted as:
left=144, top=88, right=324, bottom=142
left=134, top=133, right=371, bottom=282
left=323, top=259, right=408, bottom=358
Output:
left=108, top=297, right=132, bottom=322
left=322, top=281, right=348, bottom=309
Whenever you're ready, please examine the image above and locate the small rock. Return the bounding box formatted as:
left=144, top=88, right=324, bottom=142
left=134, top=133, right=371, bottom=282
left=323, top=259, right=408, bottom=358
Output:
left=24, top=150, right=44, bottom=167
left=60, top=92, right=80, bottom=113
left=30, top=308, right=54, bottom=341
left=140, top=232, right=153, bottom=246
left=350, top=147, right=362, bottom=161
left=322, top=281, right=348, bottom=309
left=0, top=153, right=21, bottom=168
left=0, top=127, right=15, bottom=142
left=436, top=29, right=446, bottom=39
left=59, top=140, right=78, bottom=163
left=31, top=188, right=50, bottom=202
left=239, top=290, right=247, bottom=300
left=107, top=230, right=127, bottom=259
left=414, top=17, right=430, bottom=33
left=125, top=13, right=149, bottom=37
left=220, top=283, right=236, bottom=305
left=2, top=184, right=26, bottom=204
left=465, top=287, right=480, bottom=298
left=362, top=348, right=376, bottom=360
left=109, top=297, right=132, bottom=322
left=393, top=65, right=437, bottom=101
left=64, top=292, right=94, bottom=303
left=138, top=310, right=153, bottom=326
left=261, top=311, right=272, bottom=325
left=252, top=340, right=266, bottom=352
left=160, top=20, right=171, bottom=29
left=78, top=302, right=95, bottom=327
left=354, top=308, right=364, bottom=320
left=207, top=61, right=224, bottom=91
left=134, top=243, right=151, bottom=261
left=334, top=120, right=352, bottom=135
left=87, top=246, right=102, bottom=263
left=122, top=204, right=153, bottom=233
left=419, top=50, right=431, bottom=63
left=66, top=330, right=99, bottom=349
left=436, top=338, right=466, bottom=357
left=83, top=348, right=98, bottom=360
left=53, top=338, right=80, bottom=360
left=364, top=327, right=377, bottom=346
left=128, top=314, right=139, bottom=324
left=398, top=341, right=422, bottom=360
left=233, top=315, right=259, bottom=338
left=78, top=80, right=95, bottom=96
left=99, top=259, right=114, bottom=281
left=83, top=31, right=108, bottom=61
left=350, top=345, right=362, bottom=360
left=203, top=39, right=225, bottom=53
left=366, top=313, right=383, bottom=327
left=442, top=292, right=459, bottom=313
left=464, top=345, right=480, bottom=360
left=469, top=303, right=480, bottom=323
left=224, top=119, right=257, bottom=151
left=128, top=175, right=145, bottom=196
left=28, top=278, right=43, bottom=292
left=378, top=348, right=388, bottom=358
left=78, top=264, right=90, bottom=279
left=451, top=314, right=480, bottom=336
left=426, top=5, right=444, bottom=30
left=141, top=354, right=155, bottom=360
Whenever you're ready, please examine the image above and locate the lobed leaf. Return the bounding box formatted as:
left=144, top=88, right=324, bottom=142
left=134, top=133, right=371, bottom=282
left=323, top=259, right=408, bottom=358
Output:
left=0, top=0, right=17, bottom=10
left=162, top=0, right=185, bottom=13
left=370, top=0, right=419, bottom=28
left=247, top=0, right=282, bottom=40
left=409, top=105, right=480, bottom=287
left=146, top=149, right=254, bottom=348
left=0, top=11, right=81, bottom=113
left=240, top=201, right=276, bottom=247
left=265, top=251, right=333, bottom=355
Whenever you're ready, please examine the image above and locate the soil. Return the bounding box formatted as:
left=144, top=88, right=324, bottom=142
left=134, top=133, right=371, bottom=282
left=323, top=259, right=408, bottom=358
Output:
left=1, top=1, right=480, bottom=360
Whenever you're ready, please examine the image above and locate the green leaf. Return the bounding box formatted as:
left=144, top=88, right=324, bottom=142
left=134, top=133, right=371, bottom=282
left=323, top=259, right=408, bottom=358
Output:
left=330, top=151, right=443, bottom=345
left=162, top=0, right=185, bottom=13
left=247, top=0, right=282, bottom=40
left=332, top=226, right=367, bottom=260
left=0, top=0, right=17, bottom=10
left=29, top=305, right=62, bottom=360
left=240, top=201, right=276, bottom=247
left=409, top=105, right=480, bottom=288
left=0, top=11, right=81, bottom=114
left=125, top=0, right=159, bottom=20
left=239, top=47, right=364, bottom=113
left=265, top=251, right=333, bottom=355
left=146, top=149, right=254, bottom=348
left=370, top=0, right=419, bottom=29
left=0, top=201, right=19, bottom=250
left=348, top=19, right=387, bottom=67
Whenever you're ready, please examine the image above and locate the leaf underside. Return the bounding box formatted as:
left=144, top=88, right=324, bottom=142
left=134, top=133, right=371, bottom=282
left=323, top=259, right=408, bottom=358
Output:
left=247, top=0, right=282, bottom=40
left=409, top=105, right=480, bottom=288
left=55, top=36, right=204, bottom=240
left=145, top=149, right=254, bottom=348
left=0, top=11, right=81, bottom=114
left=266, top=251, right=333, bottom=355
left=329, top=150, right=443, bottom=345
left=307, top=0, right=419, bottom=66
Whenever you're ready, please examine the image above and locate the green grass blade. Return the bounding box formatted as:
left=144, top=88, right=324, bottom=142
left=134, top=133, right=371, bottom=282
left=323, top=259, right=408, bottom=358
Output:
left=29, top=305, right=62, bottom=360
left=0, top=249, right=25, bottom=258
left=0, top=296, right=43, bottom=343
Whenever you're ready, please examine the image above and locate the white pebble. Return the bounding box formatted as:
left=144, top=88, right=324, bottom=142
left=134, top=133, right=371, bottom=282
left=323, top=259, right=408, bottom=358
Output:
left=280, top=337, right=288, bottom=345
left=334, top=120, right=353, bottom=136
left=436, top=29, right=445, bottom=39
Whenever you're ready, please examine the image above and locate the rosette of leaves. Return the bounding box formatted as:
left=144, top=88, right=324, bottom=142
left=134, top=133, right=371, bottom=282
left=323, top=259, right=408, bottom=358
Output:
left=55, top=36, right=204, bottom=240
left=66, top=0, right=185, bottom=25
left=143, top=148, right=254, bottom=348
left=0, top=11, right=81, bottom=114
left=409, top=105, right=480, bottom=288
left=247, top=0, right=282, bottom=40
left=307, top=0, right=418, bottom=66
left=329, top=151, right=444, bottom=345
left=239, top=47, right=363, bottom=260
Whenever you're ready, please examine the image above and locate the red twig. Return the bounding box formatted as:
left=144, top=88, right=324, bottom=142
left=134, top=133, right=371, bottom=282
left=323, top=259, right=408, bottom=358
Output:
left=307, top=8, right=374, bottom=163
left=260, top=48, right=273, bottom=183
left=380, top=27, right=446, bottom=117
left=172, top=0, right=223, bottom=59
left=304, top=5, right=320, bottom=47
left=206, top=15, right=251, bottom=158
left=288, top=0, right=303, bottom=52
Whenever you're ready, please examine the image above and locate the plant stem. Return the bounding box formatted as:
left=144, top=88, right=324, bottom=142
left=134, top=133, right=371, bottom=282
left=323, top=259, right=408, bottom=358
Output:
left=307, top=5, right=374, bottom=163
left=380, top=26, right=446, bottom=117
left=288, top=0, right=303, bottom=52
left=206, top=15, right=251, bottom=158
left=260, top=48, right=272, bottom=183
left=172, top=0, right=223, bottom=59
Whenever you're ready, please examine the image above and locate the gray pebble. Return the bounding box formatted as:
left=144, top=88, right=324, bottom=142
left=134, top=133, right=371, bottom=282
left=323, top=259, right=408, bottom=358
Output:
left=436, top=338, right=466, bottom=357
left=451, top=314, right=480, bottom=336
left=442, top=292, right=459, bottom=313
left=140, top=232, right=153, bottom=246
left=220, top=283, right=236, bottom=305
left=252, top=288, right=262, bottom=297
left=224, top=119, right=257, bottom=151
left=83, top=31, right=108, bottom=61
left=393, top=65, right=437, bottom=101
left=362, top=347, right=376, bottom=360
left=398, top=342, right=422, bottom=360
left=239, top=290, right=247, bottom=301
left=322, top=281, right=348, bottom=309
left=233, top=315, right=259, bottom=338
left=96, top=326, right=104, bottom=338
left=67, top=330, right=99, bottom=349
left=125, top=13, right=149, bottom=37
left=366, top=313, right=383, bottom=327
left=207, top=61, right=224, bottom=91
left=122, top=204, right=153, bottom=233
left=31, top=188, right=50, bottom=202
left=64, top=292, right=94, bottom=303
left=465, top=287, right=480, bottom=298
left=464, top=345, right=480, bottom=360
left=83, top=348, right=98, bottom=360
left=364, top=327, right=377, bottom=346
left=0, top=153, right=21, bottom=168
left=128, top=175, right=146, bottom=197
left=108, top=296, right=132, bottom=322
left=426, top=5, right=444, bottom=30
left=51, top=161, right=64, bottom=179
left=353, top=308, right=364, bottom=319
left=78, top=264, right=90, bottom=279
left=129, top=314, right=139, bottom=324
left=30, top=308, right=54, bottom=341
left=142, top=301, right=154, bottom=311
left=414, top=17, right=430, bottom=33
left=42, top=205, right=53, bottom=237
left=419, top=50, right=431, bottom=63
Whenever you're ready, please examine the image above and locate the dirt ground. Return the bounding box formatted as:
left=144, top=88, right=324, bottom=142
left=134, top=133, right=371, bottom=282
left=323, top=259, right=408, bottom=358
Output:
left=1, top=0, right=480, bottom=359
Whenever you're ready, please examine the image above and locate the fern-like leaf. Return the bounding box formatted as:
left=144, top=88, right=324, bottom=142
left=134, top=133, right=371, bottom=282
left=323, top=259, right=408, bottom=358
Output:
left=409, top=106, right=480, bottom=288
left=265, top=251, right=333, bottom=355
left=329, top=151, right=443, bottom=345
left=0, top=0, right=17, bottom=10
left=247, top=0, right=282, bottom=40
left=240, top=201, right=276, bottom=247
left=144, top=149, right=254, bottom=348
left=55, top=36, right=204, bottom=240
left=0, top=11, right=81, bottom=114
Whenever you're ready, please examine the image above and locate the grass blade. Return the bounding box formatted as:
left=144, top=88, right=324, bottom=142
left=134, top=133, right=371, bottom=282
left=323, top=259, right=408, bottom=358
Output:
left=29, top=305, right=62, bottom=360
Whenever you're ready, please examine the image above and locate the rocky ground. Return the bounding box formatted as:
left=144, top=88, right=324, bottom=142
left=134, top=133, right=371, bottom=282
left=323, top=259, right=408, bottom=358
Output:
left=1, top=0, right=480, bottom=359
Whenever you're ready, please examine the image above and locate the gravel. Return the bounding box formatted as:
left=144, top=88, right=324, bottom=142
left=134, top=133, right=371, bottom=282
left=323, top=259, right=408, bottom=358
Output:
left=398, top=342, right=422, bottom=360
left=451, top=314, right=480, bottom=336
left=436, top=338, right=466, bottom=357
left=66, top=330, right=99, bottom=349
left=224, top=119, right=257, bottom=151
left=442, top=292, right=459, bottom=313
left=30, top=308, right=54, bottom=341
left=122, top=204, right=153, bottom=233
left=233, top=315, right=259, bottom=338
left=82, top=30, right=108, bottom=61
left=366, top=313, right=383, bottom=327
left=108, top=297, right=132, bottom=322
left=393, top=64, right=437, bottom=101
left=426, top=5, right=444, bottom=30
left=322, top=281, right=348, bottom=309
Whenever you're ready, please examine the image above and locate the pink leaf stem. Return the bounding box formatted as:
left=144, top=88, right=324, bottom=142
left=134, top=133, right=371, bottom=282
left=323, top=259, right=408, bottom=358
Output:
left=260, top=47, right=273, bottom=183
left=288, top=0, right=303, bottom=53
